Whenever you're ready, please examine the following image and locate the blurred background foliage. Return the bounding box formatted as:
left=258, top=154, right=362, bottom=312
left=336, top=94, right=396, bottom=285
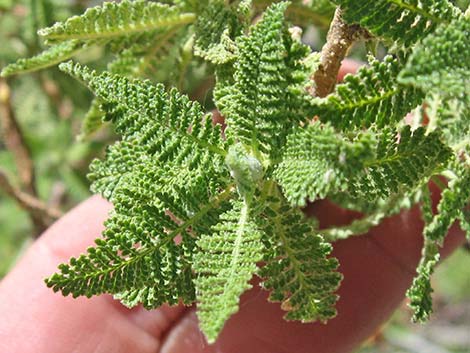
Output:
left=0, top=0, right=469, bottom=352
left=0, top=0, right=106, bottom=274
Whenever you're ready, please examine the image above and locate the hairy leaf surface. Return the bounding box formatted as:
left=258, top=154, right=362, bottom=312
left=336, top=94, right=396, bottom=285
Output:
left=313, top=55, right=424, bottom=129
left=193, top=0, right=243, bottom=64
left=275, top=124, right=452, bottom=206
left=333, top=0, right=460, bottom=46
left=39, top=0, right=195, bottom=42
left=59, top=61, right=228, bottom=201
left=260, top=194, right=341, bottom=322
left=216, top=2, right=315, bottom=157
left=408, top=166, right=470, bottom=321
left=1, top=40, right=88, bottom=77
left=194, top=200, right=264, bottom=343
left=399, top=16, right=470, bottom=97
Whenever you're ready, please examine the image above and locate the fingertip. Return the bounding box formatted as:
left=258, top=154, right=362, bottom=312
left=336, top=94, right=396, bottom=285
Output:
left=0, top=196, right=112, bottom=291
left=337, top=59, right=362, bottom=82
left=160, top=310, right=207, bottom=353
left=37, top=195, right=113, bottom=262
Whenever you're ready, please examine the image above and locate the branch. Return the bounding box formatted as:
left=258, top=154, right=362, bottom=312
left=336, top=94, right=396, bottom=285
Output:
left=0, top=168, right=62, bottom=222
left=0, top=78, right=37, bottom=194
left=311, top=8, right=370, bottom=98
left=0, top=78, right=62, bottom=236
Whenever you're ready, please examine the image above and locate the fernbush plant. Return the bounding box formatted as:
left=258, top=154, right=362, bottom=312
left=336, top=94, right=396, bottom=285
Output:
left=2, top=0, right=470, bottom=343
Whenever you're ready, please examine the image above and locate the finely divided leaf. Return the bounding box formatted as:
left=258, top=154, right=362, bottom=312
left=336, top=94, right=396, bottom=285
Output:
left=1, top=40, right=87, bottom=77
left=194, top=200, right=264, bottom=343
left=261, top=197, right=341, bottom=322
left=274, top=122, right=373, bottom=206
left=107, top=27, right=186, bottom=78
left=427, top=94, right=470, bottom=151
left=354, top=126, right=452, bottom=200
left=275, top=124, right=452, bottom=206
left=407, top=240, right=440, bottom=322
left=408, top=165, right=470, bottom=322
left=36, top=0, right=470, bottom=341
left=45, top=165, right=233, bottom=306
left=399, top=16, right=470, bottom=98
left=333, top=0, right=460, bottom=46
left=47, top=62, right=235, bottom=312
left=313, top=55, right=424, bottom=129
left=79, top=27, right=188, bottom=139
left=424, top=164, right=470, bottom=243
left=193, top=0, right=241, bottom=64
left=217, top=1, right=314, bottom=157
left=59, top=61, right=227, bottom=201
left=39, top=0, right=195, bottom=42
left=406, top=185, right=437, bottom=322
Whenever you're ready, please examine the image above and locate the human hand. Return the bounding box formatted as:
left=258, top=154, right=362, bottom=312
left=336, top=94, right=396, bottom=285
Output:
left=0, top=62, right=465, bottom=353
left=0, top=188, right=464, bottom=353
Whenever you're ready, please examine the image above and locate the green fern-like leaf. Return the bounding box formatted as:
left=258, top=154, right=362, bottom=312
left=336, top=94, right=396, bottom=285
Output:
left=275, top=124, right=452, bottom=206
left=260, top=193, right=341, bottom=322
left=59, top=62, right=227, bottom=195
left=425, top=94, right=470, bottom=151
left=46, top=58, right=236, bottom=306
left=312, top=55, right=425, bottom=129
left=47, top=59, right=235, bottom=302
left=407, top=240, right=440, bottom=322
left=35, top=0, right=470, bottom=343
left=46, top=60, right=235, bottom=310
left=424, top=164, right=470, bottom=243
left=38, top=0, right=195, bottom=42
left=194, top=199, right=264, bottom=343
left=253, top=0, right=334, bottom=27
left=193, top=0, right=242, bottom=64
left=407, top=164, right=470, bottom=321
left=1, top=40, right=87, bottom=77
left=78, top=26, right=189, bottom=139
left=78, top=98, right=106, bottom=140
left=333, top=0, right=461, bottom=46
left=354, top=127, right=452, bottom=200
left=217, top=1, right=314, bottom=157
left=274, top=122, right=373, bottom=206
left=2, top=1, right=197, bottom=78
left=45, top=167, right=233, bottom=305
left=107, top=26, right=188, bottom=79
left=399, top=15, right=470, bottom=97
left=405, top=185, right=436, bottom=322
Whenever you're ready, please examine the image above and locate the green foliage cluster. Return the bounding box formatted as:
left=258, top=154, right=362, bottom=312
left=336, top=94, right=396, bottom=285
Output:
left=2, top=0, right=470, bottom=344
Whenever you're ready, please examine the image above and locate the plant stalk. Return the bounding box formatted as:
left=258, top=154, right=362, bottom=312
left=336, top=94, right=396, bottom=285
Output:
left=311, top=8, right=369, bottom=97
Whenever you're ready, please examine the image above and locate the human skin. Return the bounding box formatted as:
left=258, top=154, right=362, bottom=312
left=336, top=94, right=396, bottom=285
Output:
left=0, top=62, right=466, bottom=353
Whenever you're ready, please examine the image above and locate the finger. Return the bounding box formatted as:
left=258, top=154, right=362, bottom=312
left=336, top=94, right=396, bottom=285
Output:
left=0, top=195, right=112, bottom=300
left=0, top=196, right=184, bottom=353
left=337, top=58, right=362, bottom=81
left=160, top=196, right=465, bottom=353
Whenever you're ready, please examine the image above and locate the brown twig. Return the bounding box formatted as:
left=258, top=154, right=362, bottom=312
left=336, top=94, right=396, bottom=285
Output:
left=0, top=169, right=62, bottom=222
left=0, top=78, right=62, bottom=235
left=48, top=182, right=67, bottom=210
left=311, top=8, right=370, bottom=98
left=0, top=78, right=37, bottom=194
